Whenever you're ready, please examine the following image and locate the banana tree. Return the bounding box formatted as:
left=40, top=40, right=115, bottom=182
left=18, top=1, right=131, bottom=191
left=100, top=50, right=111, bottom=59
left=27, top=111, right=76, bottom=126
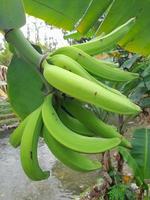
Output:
left=0, top=0, right=150, bottom=199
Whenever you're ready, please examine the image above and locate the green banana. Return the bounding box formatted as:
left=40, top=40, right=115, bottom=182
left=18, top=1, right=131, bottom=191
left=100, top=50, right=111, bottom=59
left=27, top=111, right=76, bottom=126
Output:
left=9, top=116, right=29, bottom=148
left=76, top=0, right=111, bottom=34
left=63, top=99, right=132, bottom=148
left=20, top=106, right=49, bottom=180
left=48, top=53, right=96, bottom=80
left=42, top=94, right=121, bottom=153
left=57, top=106, right=94, bottom=137
left=51, top=47, right=121, bottom=69
left=43, top=127, right=101, bottom=172
left=74, top=18, right=135, bottom=56
left=47, top=54, right=126, bottom=97
left=52, top=46, right=139, bottom=82
left=43, top=61, right=141, bottom=114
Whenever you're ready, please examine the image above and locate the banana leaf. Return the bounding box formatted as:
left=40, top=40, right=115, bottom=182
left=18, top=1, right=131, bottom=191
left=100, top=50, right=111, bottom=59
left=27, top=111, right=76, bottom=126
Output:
left=131, top=128, right=150, bottom=180
left=22, top=0, right=150, bottom=56
left=7, top=56, right=45, bottom=119
left=76, top=0, right=112, bottom=34
left=118, top=128, right=150, bottom=183
left=118, top=146, right=143, bottom=185
left=23, top=0, right=91, bottom=30
left=139, top=97, right=150, bottom=108
left=94, top=0, right=150, bottom=56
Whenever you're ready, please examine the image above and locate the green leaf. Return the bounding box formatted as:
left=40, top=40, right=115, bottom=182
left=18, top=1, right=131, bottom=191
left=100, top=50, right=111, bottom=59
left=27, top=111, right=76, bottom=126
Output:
left=129, top=85, right=147, bottom=103
left=0, top=0, right=26, bottom=29
left=96, top=0, right=138, bottom=35
left=23, top=0, right=91, bottom=30
left=121, top=55, right=140, bottom=70
left=96, top=0, right=150, bottom=56
left=64, top=30, right=92, bottom=40
left=131, top=128, right=150, bottom=179
left=76, top=0, right=112, bottom=34
left=139, top=97, right=150, bottom=108
left=121, top=79, right=139, bottom=96
left=7, top=56, right=45, bottom=119
left=23, top=0, right=150, bottom=56
left=142, top=63, right=150, bottom=77
left=64, top=20, right=101, bottom=40
left=118, top=146, right=143, bottom=183
left=64, top=31, right=83, bottom=40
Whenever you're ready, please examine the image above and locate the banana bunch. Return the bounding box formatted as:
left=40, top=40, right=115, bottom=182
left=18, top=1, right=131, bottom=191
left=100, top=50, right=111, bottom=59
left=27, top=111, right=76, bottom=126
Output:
left=10, top=94, right=121, bottom=180
left=43, top=52, right=140, bottom=114
left=9, top=18, right=142, bottom=181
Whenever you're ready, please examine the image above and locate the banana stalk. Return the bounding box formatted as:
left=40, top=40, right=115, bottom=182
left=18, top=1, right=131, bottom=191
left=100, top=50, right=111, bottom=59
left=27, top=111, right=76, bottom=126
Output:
left=5, top=29, right=42, bottom=66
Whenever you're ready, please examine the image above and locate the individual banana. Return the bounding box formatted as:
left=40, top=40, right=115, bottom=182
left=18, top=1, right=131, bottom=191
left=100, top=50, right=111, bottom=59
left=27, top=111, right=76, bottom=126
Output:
left=52, top=46, right=139, bottom=82
left=57, top=106, right=94, bottom=137
left=74, top=18, right=135, bottom=56
left=9, top=116, right=29, bottom=148
left=48, top=53, right=96, bottom=80
left=42, top=94, right=121, bottom=153
left=20, top=106, right=49, bottom=180
left=47, top=54, right=126, bottom=97
left=63, top=99, right=132, bottom=148
left=42, top=61, right=141, bottom=114
left=43, top=127, right=101, bottom=172
left=50, top=47, right=121, bottom=69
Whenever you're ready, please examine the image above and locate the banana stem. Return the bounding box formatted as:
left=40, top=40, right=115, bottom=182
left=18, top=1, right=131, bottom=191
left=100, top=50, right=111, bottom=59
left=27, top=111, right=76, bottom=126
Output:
left=5, top=29, right=43, bottom=67
left=41, top=59, right=49, bottom=70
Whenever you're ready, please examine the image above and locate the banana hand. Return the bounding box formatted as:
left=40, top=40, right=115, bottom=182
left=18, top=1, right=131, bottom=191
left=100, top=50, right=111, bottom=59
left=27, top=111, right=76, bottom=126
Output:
left=47, top=54, right=126, bottom=97
left=42, top=61, right=141, bottom=115
left=42, top=94, right=121, bottom=153
left=63, top=99, right=132, bottom=148
left=52, top=46, right=139, bottom=82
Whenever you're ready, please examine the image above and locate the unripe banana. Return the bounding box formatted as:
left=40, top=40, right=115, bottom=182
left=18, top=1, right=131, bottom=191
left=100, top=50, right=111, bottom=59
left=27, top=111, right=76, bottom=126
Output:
left=52, top=46, right=139, bottom=82
left=48, top=54, right=95, bottom=80
left=43, top=62, right=141, bottom=114
left=57, top=106, right=94, bottom=137
left=9, top=116, right=29, bottom=148
left=63, top=99, right=132, bottom=148
left=75, top=18, right=135, bottom=56
left=47, top=54, right=126, bottom=97
left=20, top=107, right=49, bottom=180
left=43, top=127, right=101, bottom=172
left=42, top=94, right=121, bottom=153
